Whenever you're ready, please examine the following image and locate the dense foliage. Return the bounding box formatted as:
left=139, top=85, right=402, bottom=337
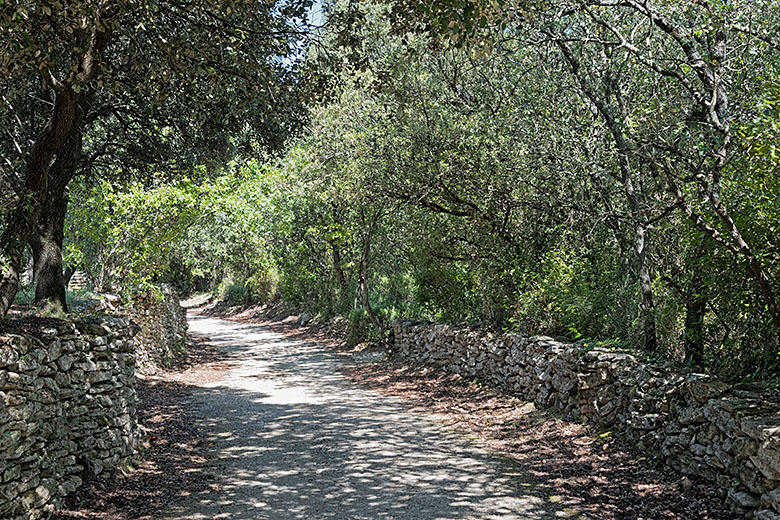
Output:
left=6, top=0, right=780, bottom=381
left=0, top=0, right=317, bottom=314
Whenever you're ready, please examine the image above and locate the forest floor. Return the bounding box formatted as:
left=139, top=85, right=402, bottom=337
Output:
left=53, top=300, right=738, bottom=519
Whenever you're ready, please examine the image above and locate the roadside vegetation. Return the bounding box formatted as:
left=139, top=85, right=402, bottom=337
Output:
left=2, top=0, right=779, bottom=383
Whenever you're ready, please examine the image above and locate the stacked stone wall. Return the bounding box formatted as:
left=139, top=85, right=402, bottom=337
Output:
left=0, top=316, right=141, bottom=520
left=391, top=321, right=780, bottom=519
left=127, top=284, right=188, bottom=373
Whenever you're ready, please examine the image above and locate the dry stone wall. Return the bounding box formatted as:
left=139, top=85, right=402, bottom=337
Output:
left=67, top=271, right=90, bottom=292
left=126, top=284, right=188, bottom=373
left=0, top=316, right=141, bottom=520
left=391, top=320, right=780, bottom=519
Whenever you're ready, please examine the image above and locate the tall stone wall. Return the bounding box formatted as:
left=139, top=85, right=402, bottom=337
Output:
left=391, top=321, right=780, bottom=519
left=0, top=316, right=141, bottom=520
left=126, top=284, right=188, bottom=373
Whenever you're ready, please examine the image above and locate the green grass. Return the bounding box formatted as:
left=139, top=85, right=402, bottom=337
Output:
left=13, top=285, right=98, bottom=314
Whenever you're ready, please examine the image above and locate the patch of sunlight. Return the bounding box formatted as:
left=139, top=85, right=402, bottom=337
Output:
left=555, top=508, right=582, bottom=518
left=262, top=385, right=322, bottom=404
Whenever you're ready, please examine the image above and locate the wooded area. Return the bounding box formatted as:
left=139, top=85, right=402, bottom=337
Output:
left=1, top=0, right=779, bottom=382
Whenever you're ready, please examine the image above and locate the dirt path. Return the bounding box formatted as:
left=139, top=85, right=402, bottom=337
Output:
left=160, top=314, right=575, bottom=520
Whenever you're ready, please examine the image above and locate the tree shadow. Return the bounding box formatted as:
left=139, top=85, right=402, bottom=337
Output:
left=52, top=377, right=212, bottom=520
left=51, top=314, right=741, bottom=520
left=344, top=362, right=741, bottom=520
left=158, top=315, right=577, bottom=519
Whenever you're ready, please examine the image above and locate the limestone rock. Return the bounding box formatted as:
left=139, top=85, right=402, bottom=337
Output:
left=1, top=314, right=141, bottom=519
left=389, top=318, right=780, bottom=518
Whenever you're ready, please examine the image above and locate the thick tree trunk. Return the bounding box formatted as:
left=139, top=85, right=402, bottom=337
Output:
left=0, top=25, right=111, bottom=319
left=30, top=189, right=69, bottom=311
left=31, top=98, right=86, bottom=312
left=674, top=242, right=708, bottom=366
left=0, top=87, right=77, bottom=318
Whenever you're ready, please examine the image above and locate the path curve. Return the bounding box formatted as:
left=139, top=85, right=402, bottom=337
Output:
left=161, top=315, right=573, bottom=520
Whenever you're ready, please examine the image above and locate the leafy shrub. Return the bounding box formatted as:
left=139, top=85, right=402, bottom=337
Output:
left=219, top=279, right=249, bottom=305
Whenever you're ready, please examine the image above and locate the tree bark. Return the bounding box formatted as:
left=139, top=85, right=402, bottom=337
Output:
left=30, top=92, right=88, bottom=312
left=555, top=38, right=658, bottom=351
left=624, top=174, right=658, bottom=352
left=64, top=264, right=77, bottom=287
left=30, top=188, right=70, bottom=311
left=0, top=24, right=112, bottom=319
left=0, top=86, right=77, bottom=318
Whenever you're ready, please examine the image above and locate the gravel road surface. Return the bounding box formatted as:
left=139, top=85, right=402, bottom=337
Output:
left=161, top=315, right=575, bottom=520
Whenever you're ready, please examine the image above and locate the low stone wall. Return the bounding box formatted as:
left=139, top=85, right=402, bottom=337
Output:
left=0, top=316, right=141, bottom=520
left=391, top=321, right=780, bottom=519
left=127, top=284, right=188, bottom=373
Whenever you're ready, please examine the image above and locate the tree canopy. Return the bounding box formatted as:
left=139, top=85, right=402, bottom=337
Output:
left=3, top=0, right=780, bottom=381
left=0, top=0, right=317, bottom=314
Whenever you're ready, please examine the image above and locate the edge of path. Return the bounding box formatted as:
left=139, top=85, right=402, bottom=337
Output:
left=53, top=297, right=740, bottom=519
left=51, top=334, right=224, bottom=520
left=198, top=298, right=740, bottom=520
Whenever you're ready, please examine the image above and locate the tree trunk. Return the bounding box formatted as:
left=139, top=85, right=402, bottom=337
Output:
left=358, top=273, right=383, bottom=336
left=64, top=264, right=77, bottom=287
left=30, top=95, right=87, bottom=312
left=556, top=39, right=658, bottom=351
left=0, top=24, right=111, bottom=319
left=0, top=87, right=77, bottom=318
left=356, top=210, right=384, bottom=337
left=30, top=188, right=70, bottom=311
left=627, top=183, right=658, bottom=352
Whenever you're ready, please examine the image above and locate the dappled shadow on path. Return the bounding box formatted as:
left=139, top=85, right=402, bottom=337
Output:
left=168, top=387, right=550, bottom=519
left=160, top=315, right=572, bottom=520
left=346, top=362, right=739, bottom=520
